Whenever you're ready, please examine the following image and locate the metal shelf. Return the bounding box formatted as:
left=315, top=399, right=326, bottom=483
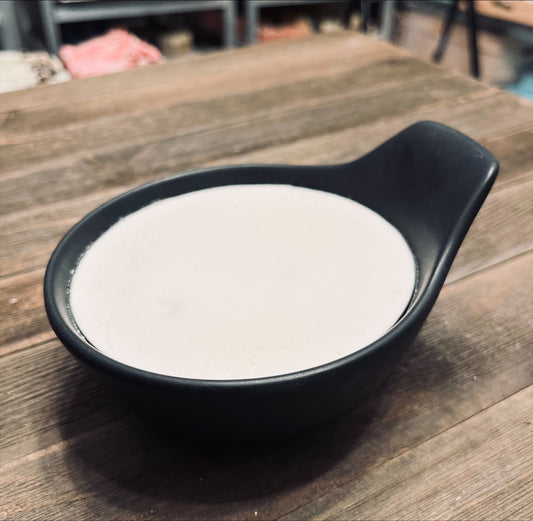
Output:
left=0, top=0, right=21, bottom=50
left=40, top=0, right=236, bottom=54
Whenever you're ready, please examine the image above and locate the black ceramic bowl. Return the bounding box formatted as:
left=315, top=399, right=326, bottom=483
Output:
left=44, top=122, right=498, bottom=441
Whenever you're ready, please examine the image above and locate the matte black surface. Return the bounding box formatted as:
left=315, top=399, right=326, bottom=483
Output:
left=44, top=122, right=498, bottom=441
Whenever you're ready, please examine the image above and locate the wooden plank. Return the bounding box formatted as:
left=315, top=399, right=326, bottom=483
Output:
left=0, top=32, right=398, bottom=115
left=451, top=469, right=533, bottom=521
left=0, top=341, right=131, bottom=466
left=2, top=81, right=496, bottom=192
left=0, top=74, right=486, bottom=214
left=204, top=92, right=533, bottom=188
left=1, top=251, right=532, bottom=520
left=280, top=385, right=533, bottom=521
left=0, top=60, right=466, bottom=174
left=0, top=187, right=122, bottom=278
left=447, top=174, right=533, bottom=281
left=0, top=270, right=48, bottom=351
left=0, top=42, right=400, bottom=138
left=478, top=126, right=533, bottom=184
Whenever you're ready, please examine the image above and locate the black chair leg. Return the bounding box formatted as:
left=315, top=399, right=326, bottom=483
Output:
left=433, top=0, right=459, bottom=62
left=466, top=0, right=480, bottom=78
left=433, top=0, right=480, bottom=78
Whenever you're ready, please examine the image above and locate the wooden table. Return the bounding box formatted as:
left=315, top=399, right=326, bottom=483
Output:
left=1, top=32, right=532, bottom=521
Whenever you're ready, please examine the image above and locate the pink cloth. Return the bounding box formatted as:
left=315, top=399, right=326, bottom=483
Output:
left=60, top=28, right=164, bottom=79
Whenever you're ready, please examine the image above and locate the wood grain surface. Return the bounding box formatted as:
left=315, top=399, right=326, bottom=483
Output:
left=1, top=32, right=532, bottom=521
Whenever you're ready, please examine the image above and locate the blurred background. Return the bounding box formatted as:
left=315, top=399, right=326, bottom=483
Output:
left=1, top=0, right=533, bottom=99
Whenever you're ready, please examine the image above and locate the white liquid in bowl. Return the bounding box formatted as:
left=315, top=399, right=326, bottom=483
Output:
left=69, top=184, right=416, bottom=380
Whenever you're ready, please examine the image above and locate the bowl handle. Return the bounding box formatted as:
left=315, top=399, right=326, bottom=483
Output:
left=333, top=121, right=498, bottom=288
